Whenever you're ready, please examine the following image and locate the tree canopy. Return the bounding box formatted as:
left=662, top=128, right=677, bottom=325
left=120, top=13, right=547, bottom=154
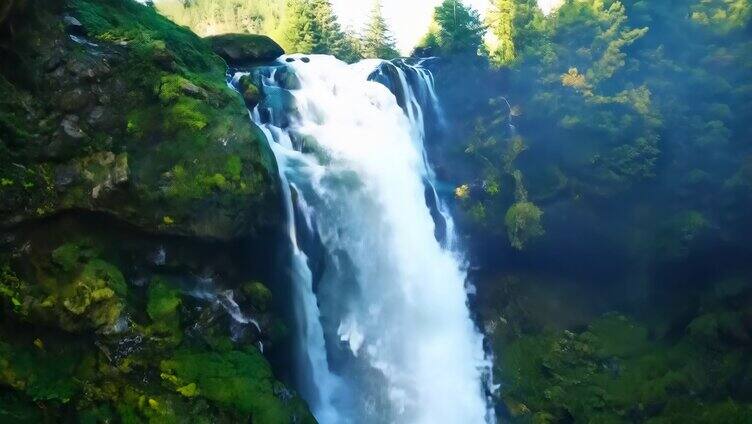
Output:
left=360, top=0, right=400, bottom=59
left=416, top=0, right=486, bottom=56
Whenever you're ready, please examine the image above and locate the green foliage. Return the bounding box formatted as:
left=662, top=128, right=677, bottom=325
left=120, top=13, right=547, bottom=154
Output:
left=0, top=391, right=45, bottom=423
left=0, top=244, right=312, bottom=423
left=417, top=0, right=485, bottom=55
left=487, top=0, right=516, bottom=64
left=160, top=349, right=314, bottom=423
left=489, top=0, right=550, bottom=65
left=0, top=341, right=86, bottom=403
left=242, top=281, right=273, bottom=312
left=51, top=242, right=98, bottom=273
left=360, top=0, right=400, bottom=59
left=156, top=0, right=286, bottom=39
left=497, top=312, right=752, bottom=423
left=283, top=0, right=330, bottom=54
left=147, top=279, right=181, bottom=321
left=147, top=278, right=183, bottom=346
left=280, top=0, right=364, bottom=61
left=72, top=0, right=219, bottom=72
left=505, top=201, right=544, bottom=250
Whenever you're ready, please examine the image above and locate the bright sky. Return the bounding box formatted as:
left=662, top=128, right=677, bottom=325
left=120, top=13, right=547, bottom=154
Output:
left=332, top=0, right=563, bottom=54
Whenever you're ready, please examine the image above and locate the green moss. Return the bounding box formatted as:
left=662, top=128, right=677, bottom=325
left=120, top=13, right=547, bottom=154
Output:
left=71, top=0, right=220, bottom=73
left=147, top=279, right=181, bottom=321
left=505, top=201, right=544, bottom=250
left=242, top=281, right=272, bottom=312
left=1, top=0, right=278, bottom=237
left=146, top=278, right=182, bottom=346
left=160, top=349, right=314, bottom=424
left=225, top=155, right=243, bottom=181
left=497, top=311, right=752, bottom=423
left=0, top=341, right=88, bottom=402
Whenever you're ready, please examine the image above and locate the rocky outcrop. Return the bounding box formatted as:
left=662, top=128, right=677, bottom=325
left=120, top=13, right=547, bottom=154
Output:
left=0, top=0, right=280, bottom=240
left=0, top=2, right=313, bottom=423
left=206, top=33, right=284, bottom=67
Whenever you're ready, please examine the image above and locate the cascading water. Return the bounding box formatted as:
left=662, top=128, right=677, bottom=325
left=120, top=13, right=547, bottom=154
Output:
left=234, top=54, right=494, bottom=424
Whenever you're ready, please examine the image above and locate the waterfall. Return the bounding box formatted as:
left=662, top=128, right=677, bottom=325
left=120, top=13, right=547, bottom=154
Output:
left=236, top=54, right=493, bottom=424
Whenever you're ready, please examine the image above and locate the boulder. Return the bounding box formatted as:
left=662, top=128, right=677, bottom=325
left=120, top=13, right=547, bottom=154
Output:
left=238, top=75, right=261, bottom=108
left=59, top=87, right=90, bottom=112
left=206, top=34, right=284, bottom=66
left=63, top=14, right=85, bottom=36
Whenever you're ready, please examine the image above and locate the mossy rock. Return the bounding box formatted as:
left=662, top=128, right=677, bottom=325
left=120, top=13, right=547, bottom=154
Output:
left=242, top=281, right=272, bottom=312
left=146, top=278, right=182, bottom=346
left=0, top=0, right=280, bottom=239
left=206, top=34, right=284, bottom=66
left=505, top=201, right=544, bottom=250
left=160, top=349, right=315, bottom=423
left=1, top=242, right=127, bottom=332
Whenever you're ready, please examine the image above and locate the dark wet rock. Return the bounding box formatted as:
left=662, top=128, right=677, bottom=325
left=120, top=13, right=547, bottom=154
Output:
left=86, top=105, right=105, bottom=125
left=66, top=57, right=98, bottom=80
left=275, top=66, right=301, bottom=90
left=58, top=87, right=90, bottom=112
left=0, top=2, right=309, bottom=419
left=63, top=14, right=85, bottom=35
left=61, top=114, right=86, bottom=139
left=54, top=164, right=79, bottom=190
left=300, top=56, right=310, bottom=63
left=206, top=33, right=284, bottom=66
left=238, top=74, right=261, bottom=108
left=44, top=50, right=64, bottom=72
left=180, top=80, right=207, bottom=99
left=152, top=46, right=177, bottom=71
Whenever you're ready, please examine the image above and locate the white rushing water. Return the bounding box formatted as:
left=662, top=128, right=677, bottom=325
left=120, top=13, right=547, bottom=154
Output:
left=240, top=54, right=493, bottom=424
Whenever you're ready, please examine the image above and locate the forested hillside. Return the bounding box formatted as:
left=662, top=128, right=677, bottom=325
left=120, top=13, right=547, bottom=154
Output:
left=155, top=0, right=286, bottom=40
left=418, top=0, right=752, bottom=421
left=156, top=0, right=400, bottom=61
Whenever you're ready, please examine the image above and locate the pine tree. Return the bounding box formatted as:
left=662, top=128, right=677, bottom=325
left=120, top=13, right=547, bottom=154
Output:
left=487, top=0, right=550, bottom=66
left=282, top=0, right=315, bottom=53
left=281, top=0, right=360, bottom=61
left=360, top=0, right=400, bottom=59
left=418, top=0, right=485, bottom=55
left=338, top=29, right=365, bottom=63
left=488, top=0, right=516, bottom=65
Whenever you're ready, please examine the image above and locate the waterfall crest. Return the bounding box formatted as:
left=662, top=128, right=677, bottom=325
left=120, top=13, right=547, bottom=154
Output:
left=235, top=54, right=493, bottom=424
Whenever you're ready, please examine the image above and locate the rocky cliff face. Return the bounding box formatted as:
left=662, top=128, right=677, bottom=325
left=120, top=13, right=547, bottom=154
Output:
left=0, top=0, right=279, bottom=239
left=0, top=1, right=313, bottom=422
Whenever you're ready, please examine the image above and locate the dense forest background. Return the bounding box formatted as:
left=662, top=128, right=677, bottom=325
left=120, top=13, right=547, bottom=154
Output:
left=421, top=1, right=752, bottom=422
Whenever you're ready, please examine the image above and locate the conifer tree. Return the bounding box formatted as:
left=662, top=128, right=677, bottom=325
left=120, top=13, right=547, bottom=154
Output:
left=488, top=0, right=516, bottom=64
left=282, top=0, right=316, bottom=53
left=360, top=0, right=400, bottom=59
left=281, top=0, right=362, bottom=61
left=309, top=0, right=343, bottom=54
left=417, top=0, right=485, bottom=55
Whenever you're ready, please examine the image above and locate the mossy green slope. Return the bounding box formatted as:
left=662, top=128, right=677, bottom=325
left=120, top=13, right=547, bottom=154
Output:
left=0, top=1, right=313, bottom=422
left=494, top=298, right=752, bottom=423
left=0, top=235, right=314, bottom=423
left=0, top=0, right=278, bottom=239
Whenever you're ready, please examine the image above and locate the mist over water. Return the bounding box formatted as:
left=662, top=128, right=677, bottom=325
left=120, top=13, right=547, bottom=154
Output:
left=240, top=55, right=492, bottom=423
